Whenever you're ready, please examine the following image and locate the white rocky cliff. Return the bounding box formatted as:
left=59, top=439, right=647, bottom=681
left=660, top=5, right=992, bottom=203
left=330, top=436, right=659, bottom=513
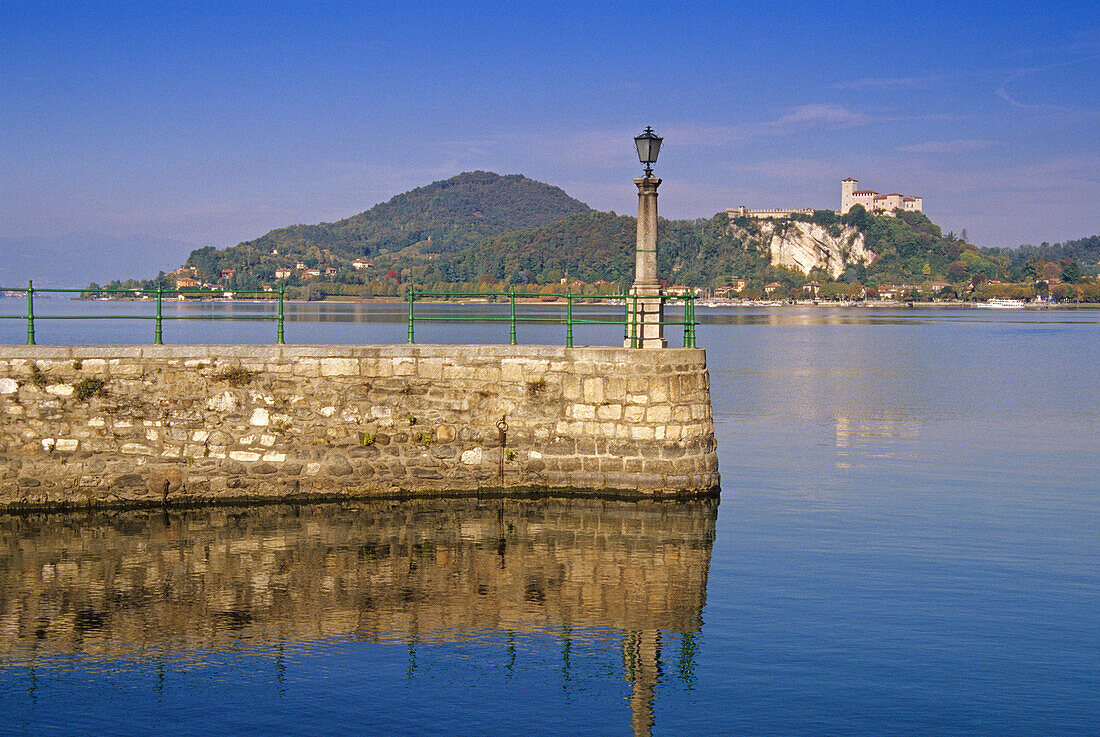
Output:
left=731, top=220, right=875, bottom=278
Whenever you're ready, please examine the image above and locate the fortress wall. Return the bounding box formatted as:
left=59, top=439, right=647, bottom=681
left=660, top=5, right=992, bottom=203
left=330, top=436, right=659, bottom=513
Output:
left=0, top=345, right=719, bottom=509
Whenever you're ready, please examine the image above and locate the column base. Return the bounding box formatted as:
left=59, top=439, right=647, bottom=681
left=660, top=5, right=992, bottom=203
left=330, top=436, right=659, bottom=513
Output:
left=624, top=290, right=666, bottom=349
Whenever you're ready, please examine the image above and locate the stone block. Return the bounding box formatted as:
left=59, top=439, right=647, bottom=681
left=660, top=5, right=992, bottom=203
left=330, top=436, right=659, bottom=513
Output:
left=229, top=450, right=261, bottom=462
left=597, top=404, right=623, bottom=421
left=108, top=361, right=144, bottom=377
left=442, top=363, right=473, bottom=380
left=364, top=359, right=394, bottom=378
left=474, top=366, right=501, bottom=383
left=80, top=359, right=108, bottom=374
left=647, top=405, right=671, bottom=423
left=320, top=358, right=360, bottom=376
left=571, top=404, right=595, bottom=421
left=604, top=377, right=626, bottom=401
left=501, top=359, right=526, bottom=382
left=419, top=358, right=443, bottom=380
left=0, top=378, right=17, bottom=394
left=522, top=360, right=550, bottom=380
left=292, top=359, right=321, bottom=377
left=206, top=391, right=238, bottom=413
left=249, top=408, right=270, bottom=426
left=394, top=357, right=417, bottom=376
left=649, top=379, right=668, bottom=403
left=583, top=377, right=604, bottom=404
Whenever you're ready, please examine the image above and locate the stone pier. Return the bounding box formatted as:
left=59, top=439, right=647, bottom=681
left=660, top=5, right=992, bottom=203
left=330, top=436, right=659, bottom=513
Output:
left=0, top=344, right=719, bottom=509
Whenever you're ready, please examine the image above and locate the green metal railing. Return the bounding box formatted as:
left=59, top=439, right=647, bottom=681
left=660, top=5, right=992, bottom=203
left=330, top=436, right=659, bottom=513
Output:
left=0, top=281, right=286, bottom=345
left=0, top=282, right=698, bottom=348
left=405, top=288, right=697, bottom=348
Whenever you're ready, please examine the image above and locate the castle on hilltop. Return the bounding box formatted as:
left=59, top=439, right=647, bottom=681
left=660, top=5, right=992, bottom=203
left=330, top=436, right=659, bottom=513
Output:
left=727, top=178, right=924, bottom=222
left=840, top=178, right=922, bottom=215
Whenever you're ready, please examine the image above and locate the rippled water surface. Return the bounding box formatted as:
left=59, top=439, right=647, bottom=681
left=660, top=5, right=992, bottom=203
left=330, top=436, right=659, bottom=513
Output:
left=2, top=304, right=1099, bottom=735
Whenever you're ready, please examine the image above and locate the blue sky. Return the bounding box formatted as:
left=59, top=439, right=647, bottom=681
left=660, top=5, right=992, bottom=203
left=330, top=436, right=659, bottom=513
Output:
left=2, top=0, right=1097, bottom=274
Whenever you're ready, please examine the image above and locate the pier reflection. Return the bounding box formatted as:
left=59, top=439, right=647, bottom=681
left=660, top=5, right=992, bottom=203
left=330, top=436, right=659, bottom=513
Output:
left=0, top=497, right=716, bottom=735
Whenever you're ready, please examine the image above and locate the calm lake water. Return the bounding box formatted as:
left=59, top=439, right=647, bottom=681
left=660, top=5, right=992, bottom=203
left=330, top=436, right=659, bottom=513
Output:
left=2, top=302, right=1099, bottom=735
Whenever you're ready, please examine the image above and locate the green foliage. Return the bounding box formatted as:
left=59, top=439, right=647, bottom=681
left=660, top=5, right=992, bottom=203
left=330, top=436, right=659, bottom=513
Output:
left=213, top=367, right=254, bottom=387
left=30, top=364, right=47, bottom=388
left=74, top=378, right=106, bottom=400
left=1061, top=259, right=1083, bottom=283
left=447, top=211, right=635, bottom=284
left=983, top=235, right=1100, bottom=270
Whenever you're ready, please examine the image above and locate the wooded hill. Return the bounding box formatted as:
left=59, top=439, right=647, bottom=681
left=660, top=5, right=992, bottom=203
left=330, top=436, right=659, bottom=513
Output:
left=215, top=170, right=588, bottom=263
left=100, top=171, right=1097, bottom=298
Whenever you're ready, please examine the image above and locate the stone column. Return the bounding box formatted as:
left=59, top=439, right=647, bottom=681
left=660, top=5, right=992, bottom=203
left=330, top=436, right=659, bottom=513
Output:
left=625, top=177, right=666, bottom=349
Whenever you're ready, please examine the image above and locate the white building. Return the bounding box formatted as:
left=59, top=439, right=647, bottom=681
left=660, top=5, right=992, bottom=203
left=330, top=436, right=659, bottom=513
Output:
left=726, top=205, right=815, bottom=219
left=841, top=178, right=922, bottom=215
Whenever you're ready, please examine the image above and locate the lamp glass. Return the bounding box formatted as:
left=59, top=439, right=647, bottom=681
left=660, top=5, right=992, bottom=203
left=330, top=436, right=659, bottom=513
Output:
left=634, top=128, right=662, bottom=164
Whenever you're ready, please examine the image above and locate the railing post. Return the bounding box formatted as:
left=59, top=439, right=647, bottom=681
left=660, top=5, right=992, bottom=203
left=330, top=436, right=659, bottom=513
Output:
left=406, top=286, right=415, bottom=344
left=688, top=293, right=697, bottom=348
left=154, top=284, right=163, bottom=344
left=276, top=286, right=285, bottom=344
left=623, top=293, right=630, bottom=345
left=677, top=297, right=686, bottom=347
left=26, top=280, right=35, bottom=345
left=565, top=290, right=573, bottom=348
left=630, top=292, right=638, bottom=349
left=509, top=287, right=517, bottom=345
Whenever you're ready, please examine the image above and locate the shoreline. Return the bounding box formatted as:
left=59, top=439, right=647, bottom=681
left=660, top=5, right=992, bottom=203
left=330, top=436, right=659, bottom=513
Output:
left=3, top=293, right=1089, bottom=309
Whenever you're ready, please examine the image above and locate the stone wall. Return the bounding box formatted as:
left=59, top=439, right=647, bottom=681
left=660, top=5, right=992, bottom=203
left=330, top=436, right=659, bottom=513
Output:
left=0, top=345, right=719, bottom=509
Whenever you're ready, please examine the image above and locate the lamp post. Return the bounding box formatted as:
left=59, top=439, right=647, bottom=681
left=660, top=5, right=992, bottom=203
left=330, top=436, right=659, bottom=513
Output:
left=625, top=127, right=666, bottom=349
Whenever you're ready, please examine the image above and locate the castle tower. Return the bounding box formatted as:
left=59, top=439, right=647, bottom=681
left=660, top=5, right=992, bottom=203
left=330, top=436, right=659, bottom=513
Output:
left=841, top=177, right=858, bottom=214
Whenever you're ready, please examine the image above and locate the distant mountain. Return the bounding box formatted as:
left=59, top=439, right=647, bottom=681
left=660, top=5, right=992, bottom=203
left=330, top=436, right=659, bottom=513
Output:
left=231, top=171, right=591, bottom=260
left=0, top=233, right=198, bottom=288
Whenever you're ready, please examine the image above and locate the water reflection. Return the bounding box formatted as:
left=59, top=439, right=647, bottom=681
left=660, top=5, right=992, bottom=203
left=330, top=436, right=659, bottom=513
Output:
left=0, top=497, right=716, bottom=735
